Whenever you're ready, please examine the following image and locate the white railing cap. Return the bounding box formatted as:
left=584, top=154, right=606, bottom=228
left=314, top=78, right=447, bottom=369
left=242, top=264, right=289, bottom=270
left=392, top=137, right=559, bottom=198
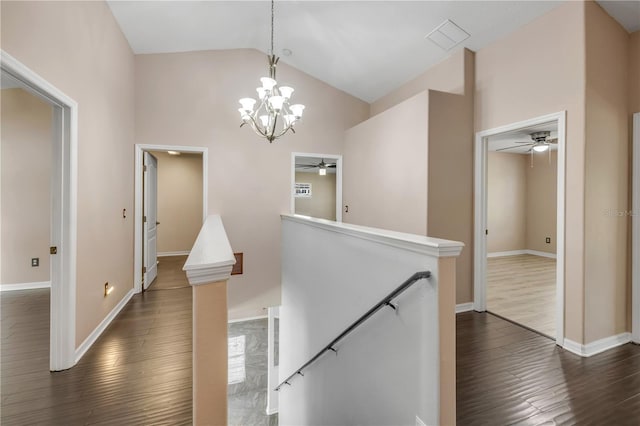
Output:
left=281, top=214, right=464, bottom=258
left=184, top=215, right=236, bottom=285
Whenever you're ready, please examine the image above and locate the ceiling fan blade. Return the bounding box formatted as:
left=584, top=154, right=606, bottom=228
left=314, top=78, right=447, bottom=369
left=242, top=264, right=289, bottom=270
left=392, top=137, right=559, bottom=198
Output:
left=495, top=144, right=532, bottom=152
left=547, top=138, right=558, bottom=144
left=296, top=165, right=317, bottom=169
left=327, top=164, right=337, bottom=168
left=514, top=141, right=533, bottom=144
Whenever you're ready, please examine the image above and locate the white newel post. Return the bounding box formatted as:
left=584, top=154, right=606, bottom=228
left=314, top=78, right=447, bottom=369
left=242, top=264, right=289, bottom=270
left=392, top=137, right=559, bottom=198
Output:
left=183, top=215, right=236, bottom=426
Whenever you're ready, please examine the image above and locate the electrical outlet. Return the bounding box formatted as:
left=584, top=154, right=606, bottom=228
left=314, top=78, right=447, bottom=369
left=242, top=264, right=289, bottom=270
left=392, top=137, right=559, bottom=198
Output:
left=31, top=258, right=39, bottom=267
left=546, top=237, right=551, bottom=244
left=415, top=415, right=427, bottom=426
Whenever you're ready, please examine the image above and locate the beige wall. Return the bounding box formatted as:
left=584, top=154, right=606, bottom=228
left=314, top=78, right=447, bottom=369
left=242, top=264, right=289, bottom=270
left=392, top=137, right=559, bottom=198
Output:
left=427, top=85, right=474, bottom=304
left=487, top=152, right=527, bottom=253
left=343, top=91, right=429, bottom=236
left=345, top=48, right=475, bottom=304
left=1, top=1, right=136, bottom=346
left=1, top=88, right=52, bottom=285
left=487, top=151, right=558, bottom=255
left=584, top=1, right=630, bottom=343
left=135, top=49, right=369, bottom=319
left=526, top=151, right=558, bottom=254
left=370, top=49, right=468, bottom=116
left=294, top=172, right=336, bottom=221
left=150, top=151, right=203, bottom=254
left=475, top=0, right=586, bottom=342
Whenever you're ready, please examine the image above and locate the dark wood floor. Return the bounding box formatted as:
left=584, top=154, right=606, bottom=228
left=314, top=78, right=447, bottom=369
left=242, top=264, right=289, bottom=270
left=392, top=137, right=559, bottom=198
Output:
left=1, top=285, right=192, bottom=425
left=5, top=278, right=640, bottom=425
left=457, top=312, right=640, bottom=425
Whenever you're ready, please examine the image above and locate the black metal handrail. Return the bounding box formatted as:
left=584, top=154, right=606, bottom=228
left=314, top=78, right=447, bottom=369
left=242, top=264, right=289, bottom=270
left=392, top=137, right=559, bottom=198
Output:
left=275, top=270, right=432, bottom=391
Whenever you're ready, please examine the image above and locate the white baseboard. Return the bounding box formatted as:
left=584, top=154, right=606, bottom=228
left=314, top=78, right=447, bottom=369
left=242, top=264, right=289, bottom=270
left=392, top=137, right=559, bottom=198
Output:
left=158, top=251, right=190, bottom=257
left=526, top=249, right=557, bottom=259
left=487, top=249, right=556, bottom=259
left=0, top=281, right=51, bottom=291
left=455, top=302, right=474, bottom=313
left=563, top=332, right=631, bottom=357
left=228, top=315, right=268, bottom=324
left=75, top=288, right=135, bottom=363
left=487, top=250, right=527, bottom=258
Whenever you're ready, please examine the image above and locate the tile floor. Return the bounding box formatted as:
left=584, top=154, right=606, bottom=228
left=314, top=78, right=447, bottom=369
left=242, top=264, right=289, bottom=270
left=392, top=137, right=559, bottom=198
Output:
left=228, top=318, right=278, bottom=426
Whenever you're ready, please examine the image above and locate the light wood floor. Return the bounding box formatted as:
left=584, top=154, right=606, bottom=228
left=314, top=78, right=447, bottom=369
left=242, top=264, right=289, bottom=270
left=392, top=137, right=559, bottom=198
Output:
left=487, top=254, right=556, bottom=338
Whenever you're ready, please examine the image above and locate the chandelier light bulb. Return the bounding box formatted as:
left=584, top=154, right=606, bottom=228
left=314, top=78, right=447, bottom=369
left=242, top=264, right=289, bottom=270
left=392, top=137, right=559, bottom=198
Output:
left=289, top=104, right=305, bottom=118
left=239, top=98, right=256, bottom=112
left=261, top=77, right=277, bottom=91
left=279, top=86, right=294, bottom=99
left=259, top=115, right=270, bottom=128
left=268, top=96, right=284, bottom=111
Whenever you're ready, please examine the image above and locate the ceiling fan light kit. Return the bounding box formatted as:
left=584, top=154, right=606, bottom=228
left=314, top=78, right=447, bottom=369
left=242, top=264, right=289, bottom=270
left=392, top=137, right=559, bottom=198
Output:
left=238, top=0, right=304, bottom=143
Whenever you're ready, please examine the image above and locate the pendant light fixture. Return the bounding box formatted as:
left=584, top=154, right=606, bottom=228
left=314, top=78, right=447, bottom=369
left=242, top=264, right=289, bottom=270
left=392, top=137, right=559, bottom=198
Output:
left=238, top=0, right=304, bottom=143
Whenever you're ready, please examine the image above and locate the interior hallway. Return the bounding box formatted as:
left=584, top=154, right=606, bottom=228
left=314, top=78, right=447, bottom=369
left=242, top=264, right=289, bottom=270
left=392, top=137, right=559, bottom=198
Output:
left=1, top=256, right=273, bottom=425
left=487, top=254, right=556, bottom=337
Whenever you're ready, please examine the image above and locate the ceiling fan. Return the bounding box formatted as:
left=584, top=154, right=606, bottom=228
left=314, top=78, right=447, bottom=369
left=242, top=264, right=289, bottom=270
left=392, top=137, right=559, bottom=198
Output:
left=295, top=159, right=336, bottom=175
left=496, top=131, right=557, bottom=153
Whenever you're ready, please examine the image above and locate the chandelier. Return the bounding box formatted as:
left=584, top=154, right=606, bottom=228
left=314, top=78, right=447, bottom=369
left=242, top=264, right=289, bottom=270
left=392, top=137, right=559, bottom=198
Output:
left=238, top=0, right=304, bottom=143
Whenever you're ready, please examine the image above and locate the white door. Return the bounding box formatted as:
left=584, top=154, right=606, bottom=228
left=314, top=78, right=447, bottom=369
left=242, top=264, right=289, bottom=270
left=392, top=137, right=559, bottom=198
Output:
left=143, top=152, right=158, bottom=289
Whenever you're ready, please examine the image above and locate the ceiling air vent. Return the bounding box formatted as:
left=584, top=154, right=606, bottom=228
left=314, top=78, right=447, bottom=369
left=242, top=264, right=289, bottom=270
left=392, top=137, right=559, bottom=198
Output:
left=425, top=19, right=470, bottom=51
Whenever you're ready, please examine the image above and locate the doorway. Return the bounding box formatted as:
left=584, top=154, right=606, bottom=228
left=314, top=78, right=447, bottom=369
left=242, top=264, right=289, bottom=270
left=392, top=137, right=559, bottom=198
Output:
left=1, top=50, right=78, bottom=371
left=474, top=111, right=566, bottom=345
left=133, top=144, right=207, bottom=293
left=291, top=152, right=342, bottom=222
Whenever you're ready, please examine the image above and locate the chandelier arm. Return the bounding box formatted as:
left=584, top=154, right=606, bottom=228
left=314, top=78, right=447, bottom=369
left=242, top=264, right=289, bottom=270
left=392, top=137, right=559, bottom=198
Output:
left=243, top=115, right=269, bottom=138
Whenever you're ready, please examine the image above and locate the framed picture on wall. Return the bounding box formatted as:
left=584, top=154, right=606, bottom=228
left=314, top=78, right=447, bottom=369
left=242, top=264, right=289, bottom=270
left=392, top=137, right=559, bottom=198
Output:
left=295, top=183, right=312, bottom=198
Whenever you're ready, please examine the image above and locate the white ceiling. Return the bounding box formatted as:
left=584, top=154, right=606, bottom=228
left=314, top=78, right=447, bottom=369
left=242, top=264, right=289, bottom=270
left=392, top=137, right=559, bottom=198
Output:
left=598, top=0, right=640, bottom=32
left=107, top=1, right=637, bottom=103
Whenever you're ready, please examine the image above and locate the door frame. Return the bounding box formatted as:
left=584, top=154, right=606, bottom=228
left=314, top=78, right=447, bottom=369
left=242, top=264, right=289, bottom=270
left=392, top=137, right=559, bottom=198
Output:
left=133, top=144, right=208, bottom=293
left=473, top=111, right=566, bottom=346
left=290, top=152, right=343, bottom=222
left=632, top=113, right=640, bottom=343
left=1, top=50, right=78, bottom=370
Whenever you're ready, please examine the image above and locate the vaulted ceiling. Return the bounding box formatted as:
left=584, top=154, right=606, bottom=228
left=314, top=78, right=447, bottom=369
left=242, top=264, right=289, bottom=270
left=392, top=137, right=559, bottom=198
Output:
left=108, top=1, right=639, bottom=103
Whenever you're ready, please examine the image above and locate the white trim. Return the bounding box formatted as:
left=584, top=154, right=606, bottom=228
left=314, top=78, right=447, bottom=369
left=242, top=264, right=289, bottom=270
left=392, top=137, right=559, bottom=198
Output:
left=474, top=111, right=566, bottom=346
left=487, top=250, right=527, bottom=258
left=74, top=289, right=135, bottom=363
left=0, top=281, right=51, bottom=291
left=134, top=144, right=208, bottom=294
left=158, top=251, right=190, bottom=257
left=563, top=333, right=631, bottom=357
left=487, top=249, right=556, bottom=259
left=183, top=215, right=236, bottom=286
left=291, top=152, right=343, bottom=222
left=1, top=50, right=78, bottom=371
left=632, top=113, right=640, bottom=343
left=455, top=302, right=474, bottom=313
left=526, top=249, right=557, bottom=259
left=228, top=315, right=268, bottom=324
left=282, top=214, right=464, bottom=258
